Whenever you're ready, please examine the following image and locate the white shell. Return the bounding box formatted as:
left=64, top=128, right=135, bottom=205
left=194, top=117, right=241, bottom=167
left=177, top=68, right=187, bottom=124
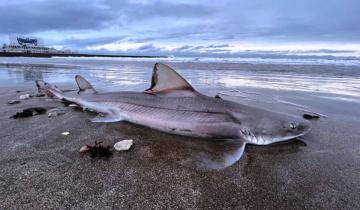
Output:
left=79, top=146, right=89, bottom=153
left=61, top=131, right=70, bottom=136
left=113, top=139, right=133, bottom=151
left=19, top=94, right=31, bottom=100
left=47, top=108, right=65, bottom=117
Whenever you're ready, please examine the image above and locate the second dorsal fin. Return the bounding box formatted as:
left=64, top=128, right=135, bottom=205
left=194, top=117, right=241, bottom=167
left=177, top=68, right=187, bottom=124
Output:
left=75, top=75, right=97, bottom=94
left=145, top=63, right=195, bottom=93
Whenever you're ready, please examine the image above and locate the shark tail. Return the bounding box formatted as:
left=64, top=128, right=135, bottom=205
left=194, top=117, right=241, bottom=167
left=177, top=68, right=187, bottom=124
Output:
left=35, top=80, right=64, bottom=99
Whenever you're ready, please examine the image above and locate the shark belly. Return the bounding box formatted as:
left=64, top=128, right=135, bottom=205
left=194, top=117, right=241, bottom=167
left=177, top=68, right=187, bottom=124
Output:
left=109, top=102, right=240, bottom=139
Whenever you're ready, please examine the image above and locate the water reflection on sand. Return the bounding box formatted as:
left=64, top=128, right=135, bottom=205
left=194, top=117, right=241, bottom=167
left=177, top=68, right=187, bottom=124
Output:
left=113, top=121, right=248, bottom=170
left=1, top=57, right=360, bottom=98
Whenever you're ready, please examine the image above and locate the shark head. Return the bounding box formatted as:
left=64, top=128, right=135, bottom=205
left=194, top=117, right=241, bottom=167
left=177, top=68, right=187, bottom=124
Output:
left=238, top=112, right=312, bottom=145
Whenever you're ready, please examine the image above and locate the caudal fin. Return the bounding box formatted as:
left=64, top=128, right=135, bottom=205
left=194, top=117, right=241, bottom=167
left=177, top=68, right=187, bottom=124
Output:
left=35, top=80, right=64, bottom=98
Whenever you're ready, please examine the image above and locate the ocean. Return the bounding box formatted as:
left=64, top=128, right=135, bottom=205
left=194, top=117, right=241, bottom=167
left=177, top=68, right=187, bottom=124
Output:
left=0, top=56, right=360, bottom=102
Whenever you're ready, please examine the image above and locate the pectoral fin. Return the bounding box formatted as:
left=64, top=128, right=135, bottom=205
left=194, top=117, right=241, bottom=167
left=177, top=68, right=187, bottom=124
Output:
left=91, top=114, right=124, bottom=123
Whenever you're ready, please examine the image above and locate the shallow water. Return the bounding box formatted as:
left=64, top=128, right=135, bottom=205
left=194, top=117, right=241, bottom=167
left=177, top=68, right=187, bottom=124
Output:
left=1, top=57, right=360, bottom=170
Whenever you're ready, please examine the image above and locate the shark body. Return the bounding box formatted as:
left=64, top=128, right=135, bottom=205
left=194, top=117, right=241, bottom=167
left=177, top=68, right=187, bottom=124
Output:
left=36, top=63, right=311, bottom=145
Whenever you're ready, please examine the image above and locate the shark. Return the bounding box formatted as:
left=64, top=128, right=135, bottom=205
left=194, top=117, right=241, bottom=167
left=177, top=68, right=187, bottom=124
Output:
left=35, top=63, right=311, bottom=146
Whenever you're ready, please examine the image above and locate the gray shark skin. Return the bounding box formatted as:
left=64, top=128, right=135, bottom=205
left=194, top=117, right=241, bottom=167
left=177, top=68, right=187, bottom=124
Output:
left=35, top=63, right=311, bottom=146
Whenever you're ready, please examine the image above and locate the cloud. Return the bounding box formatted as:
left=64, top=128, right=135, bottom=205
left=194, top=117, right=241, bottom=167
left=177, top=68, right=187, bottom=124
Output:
left=0, top=0, right=115, bottom=34
left=60, top=36, right=127, bottom=49
left=1, top=0, right=360, bottom=56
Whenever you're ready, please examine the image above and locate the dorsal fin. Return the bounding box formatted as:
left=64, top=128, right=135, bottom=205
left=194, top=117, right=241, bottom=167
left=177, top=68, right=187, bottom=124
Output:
left=145, top=63, right=195, bottom=94
left=75, top=75, right=97, bottom=94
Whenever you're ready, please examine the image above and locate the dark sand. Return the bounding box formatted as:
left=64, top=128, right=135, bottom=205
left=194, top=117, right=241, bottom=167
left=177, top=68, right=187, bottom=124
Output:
left=0, top=85, right=359, bottom=209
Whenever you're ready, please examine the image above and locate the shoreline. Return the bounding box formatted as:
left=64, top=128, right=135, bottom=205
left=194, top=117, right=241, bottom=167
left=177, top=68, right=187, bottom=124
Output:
left=0, top=51, right=167, bottom=58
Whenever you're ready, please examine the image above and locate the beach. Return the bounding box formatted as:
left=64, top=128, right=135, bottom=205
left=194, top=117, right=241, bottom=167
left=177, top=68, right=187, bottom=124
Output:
left=0, top=58, right=360, bottom=209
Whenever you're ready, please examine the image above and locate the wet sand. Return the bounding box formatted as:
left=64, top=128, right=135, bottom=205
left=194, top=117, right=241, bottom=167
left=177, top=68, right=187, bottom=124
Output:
left=0, top=84, right=359, bottom=209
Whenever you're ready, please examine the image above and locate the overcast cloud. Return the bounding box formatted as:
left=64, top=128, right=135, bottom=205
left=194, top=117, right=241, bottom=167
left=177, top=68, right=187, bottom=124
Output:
left=1, top=0, right=360, bottom=57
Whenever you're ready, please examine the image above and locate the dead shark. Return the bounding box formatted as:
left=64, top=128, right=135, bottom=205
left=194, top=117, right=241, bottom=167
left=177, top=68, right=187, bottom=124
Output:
left=35, top=63, right=311, bottom=146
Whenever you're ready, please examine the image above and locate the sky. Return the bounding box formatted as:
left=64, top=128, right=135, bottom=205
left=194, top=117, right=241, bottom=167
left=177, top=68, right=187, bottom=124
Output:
left=1, top=0, right=360, bottom=57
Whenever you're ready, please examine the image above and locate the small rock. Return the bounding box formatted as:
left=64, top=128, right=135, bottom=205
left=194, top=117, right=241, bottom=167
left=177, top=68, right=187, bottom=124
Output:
left=61, top=131, right=70, bottom=136
left=47, top=108, right=65, bottom=118
left=35, top=93, right=45, bottom=97
left=69, top=104, right=79, bottom=107
left=79, top=146, right=90, bottom=153
left=114, top=139, right=133, bottom=151
left=19, top=94, right=31, bottom=100
left=214, top=94, right=222, bottom=99
left=16, top=90, right=22, bottom=93
left=8, top=100, right=20, bottom=105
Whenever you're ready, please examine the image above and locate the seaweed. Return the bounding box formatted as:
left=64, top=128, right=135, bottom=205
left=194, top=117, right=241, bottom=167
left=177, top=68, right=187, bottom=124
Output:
left=10, top=107, right=47, bottom=119
left=83, top=141, right=113, bottom=158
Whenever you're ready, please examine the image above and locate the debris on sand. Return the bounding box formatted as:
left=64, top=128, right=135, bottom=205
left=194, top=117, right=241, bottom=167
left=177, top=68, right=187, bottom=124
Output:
left=61, top=131, right=70, bottom=136
left=61, top=99, right=73, bottom=107
left=80, top=141, right=112, bottom=158
left=79, top=146, right=89, bottom=153
left=47, top=108, right=65, bottom=118
left=214, top=94, right=222, bottom=99
left=303, top=113, right=320, bottom=120
left=10, top=107, right=47, bottom=119
left=298, top=108, right=327, bottom=118
left=7, top=100, right=20, bottom=105
left=68, top=104, right=79, bottom=107
left=35, top=93, right=45, bottom=97
left=19, top=94, right=31, bottom=100
left=114, top=139, right=133, bottom=151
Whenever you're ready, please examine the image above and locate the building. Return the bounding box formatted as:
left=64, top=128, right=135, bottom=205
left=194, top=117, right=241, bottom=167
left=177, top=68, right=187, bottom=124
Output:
left=1, top=36, right=74, bottom=54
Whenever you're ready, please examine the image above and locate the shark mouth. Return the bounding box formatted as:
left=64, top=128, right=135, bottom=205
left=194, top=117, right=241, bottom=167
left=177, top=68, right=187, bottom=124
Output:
left=239, top=127, right=309, bottom=145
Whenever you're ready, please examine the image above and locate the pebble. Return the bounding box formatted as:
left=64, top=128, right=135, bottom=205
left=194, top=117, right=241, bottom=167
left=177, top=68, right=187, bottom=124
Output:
left=47, top=108, right=65, bottom=118
left=69, top=104, right=79, bottom=107
left=35, top=93, right=46, bottom=97
left=61, top=132, right=70, bottom=136
left=19, top=94, right=31, bottom=100
left=8, top=100, right=20, bottom=105
left=114, top=139, right=133, bottom=151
